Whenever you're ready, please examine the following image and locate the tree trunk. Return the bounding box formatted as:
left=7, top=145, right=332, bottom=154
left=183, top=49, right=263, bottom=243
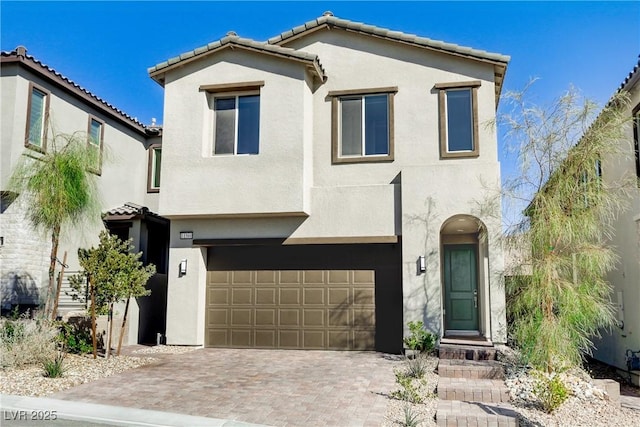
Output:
left=106, top=302, right=114, bottom=359
left=51, top=251, right=67, bottom=321
left=117, top=298, right=130, bottom=356
left=90, top=276, right=97, bottom=359
left=45, top=224, right=61, bottom=317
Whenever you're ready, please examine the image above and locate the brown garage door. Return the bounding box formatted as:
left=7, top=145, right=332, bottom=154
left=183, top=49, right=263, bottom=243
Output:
left=206, top=270, right=375, bottom=350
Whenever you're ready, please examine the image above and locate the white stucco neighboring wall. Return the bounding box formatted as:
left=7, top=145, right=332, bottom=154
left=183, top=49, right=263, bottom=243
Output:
left=593, top=75, right=640, bottom=379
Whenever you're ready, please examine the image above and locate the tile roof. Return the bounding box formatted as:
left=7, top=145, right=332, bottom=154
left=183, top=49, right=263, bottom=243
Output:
left=104, top=202, right=163, bottom=221
left=148, top=33, right=326, bottom=85
left=1, top=47, right=153, bottom=135
left=268, top=13, right=511, bottom=65
left=616, top=55, right=640, bottom=94
left=268, top=13, right=510, bottom=104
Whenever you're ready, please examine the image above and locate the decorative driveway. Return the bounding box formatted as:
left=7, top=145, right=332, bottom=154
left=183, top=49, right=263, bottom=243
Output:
left=51, top=348, right=401, bottom=426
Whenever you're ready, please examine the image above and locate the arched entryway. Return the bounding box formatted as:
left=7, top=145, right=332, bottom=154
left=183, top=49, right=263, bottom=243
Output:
left=440, top=215, right=490, bottom=340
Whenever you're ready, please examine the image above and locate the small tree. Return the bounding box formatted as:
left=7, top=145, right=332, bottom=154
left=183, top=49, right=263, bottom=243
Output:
left=9, top=133, right=100, bottom=319
left=70, top=231, right=155, bottom=358
left=500, top=85, right=632, bottom=372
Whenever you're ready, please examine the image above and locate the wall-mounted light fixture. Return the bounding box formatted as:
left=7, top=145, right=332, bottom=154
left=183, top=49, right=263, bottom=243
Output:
left=179, top=259, right=187, bottom=277
left=417, top=256, right=426, bottom=274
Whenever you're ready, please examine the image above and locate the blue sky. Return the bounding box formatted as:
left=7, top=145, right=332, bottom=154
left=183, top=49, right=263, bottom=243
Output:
left=2, top=1, right=639, bottom=182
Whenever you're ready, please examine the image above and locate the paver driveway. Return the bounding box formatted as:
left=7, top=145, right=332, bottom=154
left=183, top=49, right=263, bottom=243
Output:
left=52, top=348, right=402, bottom=426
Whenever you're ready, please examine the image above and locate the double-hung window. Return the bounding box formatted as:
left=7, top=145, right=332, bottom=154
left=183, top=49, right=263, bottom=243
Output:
left=147, top=144, right=162, bottom=192
left=25, top=83, right=49, bottom=151
left=202, top=81, right=264, bottom=156
left=435, top=81, right=481, bottom=158
left=87, top=116, right=104, bottom=174
left=330, top=87, right=396, bottom=164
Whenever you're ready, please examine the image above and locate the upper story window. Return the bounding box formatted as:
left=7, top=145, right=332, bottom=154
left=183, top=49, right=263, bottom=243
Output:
left=633, top=106, right=640, bottom=186
left=329, top=87, right=396, bottom=164
left=147, top=144, right=162, bottom=193
left=435, top=81, right=481, bottom=159
left=25, top=83, right=50, bottom=151
left=201, top=81, right=264, bottom=156
left=87, top=116, right=104, bottom=174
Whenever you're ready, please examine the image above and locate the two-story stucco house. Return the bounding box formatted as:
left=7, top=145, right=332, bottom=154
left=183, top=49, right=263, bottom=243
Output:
left=0, top=47, right=168, bottom=344
left=149, top=13, right=510, bottom=353
left=593, top=57, right=640, bottom=386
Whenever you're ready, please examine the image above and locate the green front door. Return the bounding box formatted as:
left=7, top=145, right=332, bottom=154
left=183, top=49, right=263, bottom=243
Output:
left=443, top=244, right=479, bottom=332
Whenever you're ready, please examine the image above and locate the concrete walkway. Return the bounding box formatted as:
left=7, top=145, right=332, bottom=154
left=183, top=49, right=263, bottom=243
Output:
left=49, top=349, right=400, bottom=426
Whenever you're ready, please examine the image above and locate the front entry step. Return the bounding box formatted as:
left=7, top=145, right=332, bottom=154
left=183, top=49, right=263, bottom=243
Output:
left=438, top=343, right=497, bottom=361
left=436, top=400, right=518, bottom=427
left=437, top=377, right=510, bottom=403
left=438, top=359, right=505, bottom=380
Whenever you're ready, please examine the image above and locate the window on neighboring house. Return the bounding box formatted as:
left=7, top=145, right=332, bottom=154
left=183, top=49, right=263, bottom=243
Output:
left=87, top=116, right=104, bottom=174
left=147, top=144, right=162, bottom=193
left=329, top=87, right=396, bottom=164
left=25, top=83, right=49, bottom=151
left=435, top=81, right=481, bottom=158
left=634, top=106, right=640, bottom=186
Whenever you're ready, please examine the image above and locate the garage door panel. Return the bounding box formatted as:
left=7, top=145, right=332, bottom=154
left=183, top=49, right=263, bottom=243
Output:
left=279, top=288, right=301, bottom=304
left=255, top=330, right=276, bottom=347
left=256, top=270, right=276, bottom=284
left=206, top=269, right=375, bottom=350
left=232, top=288, right=252, bottom=305
left=255, top=309, right=276, bottom=326
left=230, top=329, right=252, bottom=347
left=231, top=309, right=252, bottom=326
left=279, top=330, right=300, bottom=347
left=303, top=288, right=324, bottom=305
left=303, top=309, right=324, bottom=326
left=279, top=271, right=300, bottom=284
left=328, top=288, right=350, bottom=305
left=208, top=309, right=228, bottom=326
left=303, top=270, right=325, bottom=284
left=208, top=288, right=229, bottom=305
left=256, top=288, right=276, bottom=304
left=328, top=270, right=350, bottom=284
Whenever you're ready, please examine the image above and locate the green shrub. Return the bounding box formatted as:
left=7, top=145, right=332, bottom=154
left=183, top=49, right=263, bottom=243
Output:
left=533, top=373, right=569, bottom=413
left=391, top=371, right=424, bottom=404
left=57, top=319, right=93, bottom=354
left=403, top=321, right=436, bottom=354
left=399, top=404, right=421, bottom=427
left=42, top=352, right=65, bottom=378
left=0, top=317, right=58, bottom=368
left=405, top=354, right=428, bottom=379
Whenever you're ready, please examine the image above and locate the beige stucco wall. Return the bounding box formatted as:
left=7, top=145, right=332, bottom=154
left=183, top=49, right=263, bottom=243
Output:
left=161, top=29, right=506, bottom=346
left=593, top=77, right=640, bottom=374
left=0, top=67, right=156, bottom=344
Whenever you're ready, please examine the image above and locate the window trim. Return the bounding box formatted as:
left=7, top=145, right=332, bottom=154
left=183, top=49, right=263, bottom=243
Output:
left=204, top=82, right=264, bottom=157
left=435, top=81, right=481, bottom=159
left=329, top=87, right=397, bottom=164
left=147, top=143, right=162, bottom=193
left=87, top=115, right=105, bottom=175
left=633, top=104, right=640, bottom=187
left=24, top=82, right=50, bottom=152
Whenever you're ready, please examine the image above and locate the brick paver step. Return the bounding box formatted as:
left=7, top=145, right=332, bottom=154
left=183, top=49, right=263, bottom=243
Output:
left=436, top=400, right=518, bottom=427
left=438, top=359, right=505, bottom=380
left=438, top=377, right=510, bottom=403
left=438, top=344, right=497, bottom=361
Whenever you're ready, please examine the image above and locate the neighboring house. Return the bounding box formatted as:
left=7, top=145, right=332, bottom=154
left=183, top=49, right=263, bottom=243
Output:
left=592, top=56, right=640, bottom=385
left=0, top=46, right=168, bottom=345
left=149, top=13, right=510, bottom=352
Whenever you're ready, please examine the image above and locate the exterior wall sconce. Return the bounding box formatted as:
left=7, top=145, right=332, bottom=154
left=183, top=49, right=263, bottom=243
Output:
left=179, top=259, right=187, bottom=277
left=417, top=256, right=426, bottom=274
